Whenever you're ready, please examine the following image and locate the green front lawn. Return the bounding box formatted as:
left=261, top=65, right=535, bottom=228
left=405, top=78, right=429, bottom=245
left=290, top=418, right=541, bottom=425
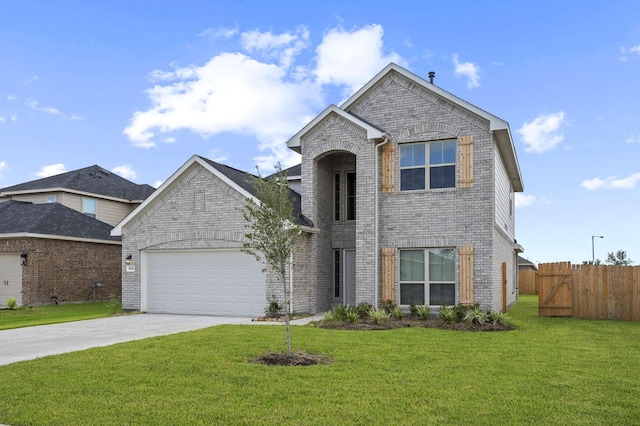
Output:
left=1, top=295, right=639, bottom=425
left=0, top=301, right=116, bottom=330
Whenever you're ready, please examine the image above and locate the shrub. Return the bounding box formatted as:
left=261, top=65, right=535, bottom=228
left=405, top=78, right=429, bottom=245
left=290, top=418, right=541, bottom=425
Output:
left=369, top=309, right=390, bottom=325
left=105, top=295, right=122, bottom=315
left=487, top=311, right=508, bottom=325
left=355, top=302, right=373, bottom=319
left=414, top=304, right=431, bottom=320
left=6, top=297, right=17, bottom=310
left=452, top=304, right=469, bottom=321
left=345, top=310, right=360, bottom=324
left=409, top=303, right=419, bottom=318
left=265, top=298, right=283, bottom=317
left=331, top=305, right=349, bottom=322
left=322, top=311, right=335, bottom=322
left=382, top=299, right=396, bottom=314
left=438, top=306, right=456, bottom=324
left=464, top=307, right=488, bottom=325
left=390, top=305, right=404, bottom=320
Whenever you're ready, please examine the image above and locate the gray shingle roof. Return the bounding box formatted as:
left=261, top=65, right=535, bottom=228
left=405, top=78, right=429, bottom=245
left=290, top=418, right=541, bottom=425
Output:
left=0, top=200, right=120, bottom=242
left=0, top=165, right=155, bottom=201
left=197, top=157, right=313, bottom=228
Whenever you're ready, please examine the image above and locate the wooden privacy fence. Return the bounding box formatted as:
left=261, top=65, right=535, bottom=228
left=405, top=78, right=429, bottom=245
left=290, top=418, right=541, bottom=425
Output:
left=533, top=262, right=640, bottom=321
left=519, top=270, right=538, bottom=295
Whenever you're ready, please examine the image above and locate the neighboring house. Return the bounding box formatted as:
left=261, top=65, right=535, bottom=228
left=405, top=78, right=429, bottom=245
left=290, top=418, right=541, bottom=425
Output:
left=0, top=165, right=155, bottom=306
left=517, top=255, right=538, bottom=271
left=114, top=62, right=524, bottom=316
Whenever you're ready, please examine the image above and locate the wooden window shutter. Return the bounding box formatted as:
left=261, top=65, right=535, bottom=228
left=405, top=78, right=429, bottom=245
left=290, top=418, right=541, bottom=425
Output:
left=459, top=246, right=474, bottom=306
left=381, top=248, right=395, bottom=303
left=458, top=135, right=474, bottom=188
left=381, top=143, right=395, bottom=193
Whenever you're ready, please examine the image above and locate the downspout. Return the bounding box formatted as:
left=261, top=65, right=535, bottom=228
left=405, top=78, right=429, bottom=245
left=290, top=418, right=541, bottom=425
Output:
left=373, top=132, right=391, bottom=309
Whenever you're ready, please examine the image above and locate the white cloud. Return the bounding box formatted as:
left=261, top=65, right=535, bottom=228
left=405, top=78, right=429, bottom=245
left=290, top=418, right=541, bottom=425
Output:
left=153, top=180, right=165, bottom=188
left=582, top=172, right=640, bottom=190
left=626, top=134, right=639, bottom=144
left=0, top=160, right=6, bottom=181
left=111, top=165, right=137, bottom=180
left=27, top=99, right=60, bottom=115
left=452, top=53, right=480, bottom=89
left=515, top=193, right=550, bottom=208
left=123, top=24, right=403, bottom=169
left=9, top=114, right=17, bottom=122
left=314, top=24, right=403, bottom=95
left=69, top=114, right=84, bottom=121
left=241, top=27, right=309, bottom=68
left=199, top=26, right=238, bottom=40
left=23, top=73, right=39, bottom=86
left=619, top=44, right=640, bottom=61
left=207, top=148, right=228, bottom=163
left=518, top=111, right=566, bottom=153
left=7, top=94, right=17, bottom=101
left=0, top=116, right=5, bottom=123
left=36, top=163, right=66, bottom=178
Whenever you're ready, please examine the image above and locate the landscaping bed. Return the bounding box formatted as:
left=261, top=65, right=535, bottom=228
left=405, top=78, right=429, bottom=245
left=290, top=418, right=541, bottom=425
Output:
left=316, top=317, right=514, bottom=331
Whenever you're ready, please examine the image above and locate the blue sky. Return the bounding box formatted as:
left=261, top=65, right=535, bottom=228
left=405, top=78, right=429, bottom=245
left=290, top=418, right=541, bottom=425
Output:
left=1, top=1, right=638, bottom=265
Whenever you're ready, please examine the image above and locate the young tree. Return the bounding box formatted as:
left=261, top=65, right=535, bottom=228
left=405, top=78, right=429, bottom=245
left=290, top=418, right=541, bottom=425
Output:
left=241, top=164, right=301, bottom=355
left=605, top=250, right=633, bottom=266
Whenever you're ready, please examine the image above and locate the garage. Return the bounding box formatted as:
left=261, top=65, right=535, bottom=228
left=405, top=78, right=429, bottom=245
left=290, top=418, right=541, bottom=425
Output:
left=143, top=249, right=266, bottom=316
left=0, top=254, right=22, bottom=307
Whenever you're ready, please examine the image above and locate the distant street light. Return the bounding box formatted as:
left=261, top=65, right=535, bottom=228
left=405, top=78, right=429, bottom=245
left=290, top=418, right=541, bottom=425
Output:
left=592, top=235, right=604, bottom=263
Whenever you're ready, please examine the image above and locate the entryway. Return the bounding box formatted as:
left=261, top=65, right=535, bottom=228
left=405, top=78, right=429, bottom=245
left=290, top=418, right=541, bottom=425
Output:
left=344, top=249, right=356, bottom=305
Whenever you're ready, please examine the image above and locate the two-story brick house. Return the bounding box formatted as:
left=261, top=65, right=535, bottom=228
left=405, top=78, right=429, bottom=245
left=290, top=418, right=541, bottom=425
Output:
left=113, top=63, right=523, bottom=316
left=0, top=165, right=155, bottom=306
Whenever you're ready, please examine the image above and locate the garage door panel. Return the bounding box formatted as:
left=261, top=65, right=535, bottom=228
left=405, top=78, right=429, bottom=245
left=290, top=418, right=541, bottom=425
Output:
left=145, top=250, right=266, bottom=316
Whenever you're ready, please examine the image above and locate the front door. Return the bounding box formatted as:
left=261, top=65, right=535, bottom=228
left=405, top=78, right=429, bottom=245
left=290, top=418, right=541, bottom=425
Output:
left=344, top=250, right=356, bottom=306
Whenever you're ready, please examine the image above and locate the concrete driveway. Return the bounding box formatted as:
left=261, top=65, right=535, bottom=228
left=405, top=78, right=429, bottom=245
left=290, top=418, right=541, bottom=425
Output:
left=0, top=313, right=318, bottom=366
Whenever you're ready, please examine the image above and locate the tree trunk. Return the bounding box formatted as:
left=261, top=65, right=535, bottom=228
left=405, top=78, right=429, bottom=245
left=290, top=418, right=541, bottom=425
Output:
left=281, top=265, right=292, bottom=355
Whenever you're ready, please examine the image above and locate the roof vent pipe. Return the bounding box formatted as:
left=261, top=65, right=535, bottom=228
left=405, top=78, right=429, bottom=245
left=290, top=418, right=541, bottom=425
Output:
left=428, top=71, right=435, bottom=84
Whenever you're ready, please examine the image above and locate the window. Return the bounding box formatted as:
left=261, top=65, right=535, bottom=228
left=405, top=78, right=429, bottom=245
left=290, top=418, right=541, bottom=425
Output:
left=400, top=248, right=455, bottom=305
left=346, top=172, right=356, bottom=220
left=400, top=140, right=456, bottom=190
left=334, top=173, right=340, bottom=221
left=47, top=196, right=57, bottom=203
left=82, top=197, right=97, bottom=219
left=333, top=250, right=341, bottom=298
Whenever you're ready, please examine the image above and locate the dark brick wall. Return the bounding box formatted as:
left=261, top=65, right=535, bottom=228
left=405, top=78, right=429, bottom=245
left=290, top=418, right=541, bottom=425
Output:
left=0, top=238, right=121, bottom=305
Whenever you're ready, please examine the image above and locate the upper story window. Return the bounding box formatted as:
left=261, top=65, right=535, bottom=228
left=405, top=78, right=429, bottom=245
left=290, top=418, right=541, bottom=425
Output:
left=334, top=173, right=341, bottom=221
left=346, top=172, right=356, bottom=220
left=82, top=197, right=97, bottom=219
left=47, top=196, right=57, bottom=203
left=400, top=140, right=456, bottom=190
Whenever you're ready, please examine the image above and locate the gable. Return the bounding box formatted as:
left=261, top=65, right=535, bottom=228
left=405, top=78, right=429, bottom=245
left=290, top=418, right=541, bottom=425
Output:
left=286, top=105, right=384, bottom=153
left=340, top=63, right=523, bottom=192
left=112, top=155, right=312, bottom=237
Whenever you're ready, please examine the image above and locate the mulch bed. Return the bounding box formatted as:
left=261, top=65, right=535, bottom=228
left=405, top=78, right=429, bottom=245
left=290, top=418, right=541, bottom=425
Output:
left=315, top=317, right=515, bottom=332
left=252, top=351, right=332, bottom=366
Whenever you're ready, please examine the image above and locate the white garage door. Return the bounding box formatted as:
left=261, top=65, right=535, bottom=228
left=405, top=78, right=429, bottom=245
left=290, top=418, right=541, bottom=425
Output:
left=0, top=254, right=22, bottom=307
left=144, top=250, right=266, bottom=316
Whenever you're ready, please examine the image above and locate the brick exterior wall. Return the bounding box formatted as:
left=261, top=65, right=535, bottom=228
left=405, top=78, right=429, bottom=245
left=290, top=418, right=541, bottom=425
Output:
left=120, top=161, right=321, bottom=315
left=0, top=238, right=121, bottom=305
left=298, top=70, right=518, bottom=311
